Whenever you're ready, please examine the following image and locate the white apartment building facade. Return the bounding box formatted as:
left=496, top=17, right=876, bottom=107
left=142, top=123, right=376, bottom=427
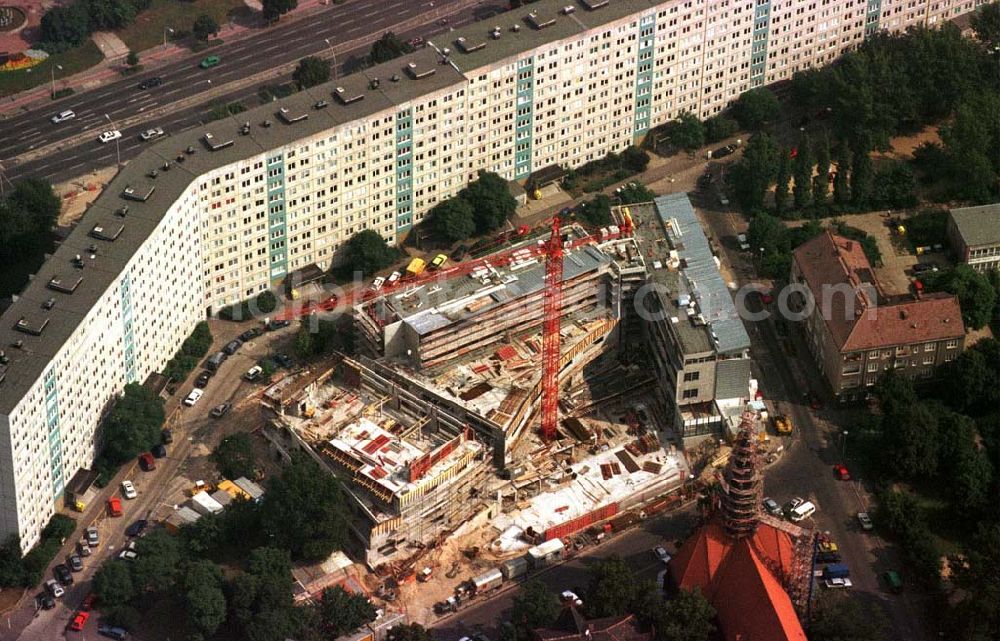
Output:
left=0, top=0, right=988, bottom=552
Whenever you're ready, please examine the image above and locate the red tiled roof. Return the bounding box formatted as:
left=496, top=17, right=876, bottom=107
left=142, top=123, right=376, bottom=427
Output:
left=793, top=233, right=964, bottom=352
left=669, top=520, right=806, bottom=641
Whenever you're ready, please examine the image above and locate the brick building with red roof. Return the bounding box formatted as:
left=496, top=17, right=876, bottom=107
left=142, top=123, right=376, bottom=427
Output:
left=790, top=232, right=965, bottom=401
left=532, top=606, right=651, bottom=641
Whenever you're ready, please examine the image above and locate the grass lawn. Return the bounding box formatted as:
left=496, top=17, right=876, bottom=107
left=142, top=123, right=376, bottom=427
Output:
left=118, top=0, right=248, bottom=53
left=0, top=40, right=104, bottom=98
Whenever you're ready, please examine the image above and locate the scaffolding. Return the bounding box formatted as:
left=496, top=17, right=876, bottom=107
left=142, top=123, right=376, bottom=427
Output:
left=719, top=408, right=761, bottom=540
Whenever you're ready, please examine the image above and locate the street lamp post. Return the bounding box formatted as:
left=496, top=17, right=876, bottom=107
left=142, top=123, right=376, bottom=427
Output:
left=324, top=38, right=338, bottom=80
left=842, top=430, right=849, bottom=458
left=50, top=64, right=63, bottom=99
left=105, top=114, right=121, bottom=168
left=163, top=26, right=174, bottom=49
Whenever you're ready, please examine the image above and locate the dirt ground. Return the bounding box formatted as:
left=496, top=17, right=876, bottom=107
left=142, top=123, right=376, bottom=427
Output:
left=54, top=166, right=117, bottom=227
left=874, top=126, right=942, bottom=162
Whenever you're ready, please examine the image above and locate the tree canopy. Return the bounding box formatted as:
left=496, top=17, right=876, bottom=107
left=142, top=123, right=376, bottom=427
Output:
left=345, top=230, right=398, bottom=277
left=99, top=383, right=165, bottom=466
left=665, top=111, right=705, bottom=152
left=585, top=555, right=638, bottom=617
left=732, top=88, right=779, bottom=130
left=369, top=31, right=414, bottom=65
left=429, top=197, right=476, bottom=242
left=972, top=2, right=1000, bottom=52
left=923, top=264, right=997, bottom=330
left=578, top=194, right=613, bottom=227
left=260, top=455, right=348, bottom=562
left=182, top=559, right=227, bottom=639
left=212, top=433, right=257, bottom=480
left=0, top=178, right=60, bottom=297
left=293, top=56, right=331, bottom=90
left=314, top=585, right=376, bottom=637
left=809, top=595, right=887, bottom=641
left=192, top=14, right=219, bottom=41
left=460, top=171, right=517, bottom=234
left=262, top=0, right=297, bottom=22
left=729, top=133, right=780, bottom=211
left=648, top=588, right=716, bottom=641
left=507, top=579, right=560, bottom=639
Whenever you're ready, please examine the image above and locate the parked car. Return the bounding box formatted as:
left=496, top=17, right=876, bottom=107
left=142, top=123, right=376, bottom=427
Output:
left=121, top=480, right=137, bottom=499
left=139, top=126, right=165, bottom=141
left=824, top=577, right=853, bottom=589
left=137, top=76, right=163, bottom=90
left=653, top=546, right=671, bottom=563
left=912, top=263, right=938, bottom=274
left=736, top=233, right=750, bottom=251
left=183, top=388, right=203, bottom=406
left=244, top=365, right=263, bottom=381
left=77, top=541, right=92, bottom=557
left=51, top=110, right=76, bottom=124
left=857, top=511, right=874, bottom=531
left=54, top=564, right=73, bottom=585
left=833, top=464, right=851, bottom=480
left=387, top=271, right=401, bottom=285
left=560, top=590, right=583, bottom=606
left=151, top=444, right=167, bottom=459
left=97, top=623, right=129, bottom=640
left=119, top=541, right=138, bottom=561
left=107, top=497, right=123, bottom=517
left=712, top=143, right=738, bottom=158
left=763, top=497, right=782, bottom=516
left=98, top=130, right=122, bottom=144
left=86, top=526, right=99, bottom=546
left=36, top=592, right=56, bottom=610
left=210, top=402, right=231, bottom=418
left=195, top=370, right=213, bottom=388
left=125, top=519, right=148, bottom=538
left=273, top=353, right=294, bottom=369
left=816, top=551, right=842, bottom=564
left=239, top=327, right=262, bottom=342
left=370, top=276, right=386, bottom=291
left=139, top=452, right=156, bottom=471
left=45, top=579, right=64, bottom=599
left=267, top=319, right=291, bottom=331
left=161, top=428, right=174, bottom=444
left=223, top=339, right=242, bottom=355
left=450, top=244, right=470, bottom=261
left=430, top=254, right=448, bottom=270
left=68, top=554, right=83, bottom=572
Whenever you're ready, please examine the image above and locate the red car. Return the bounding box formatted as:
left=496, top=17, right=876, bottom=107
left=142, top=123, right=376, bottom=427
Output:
left=107, top=496, right=122, bottom=517
left=68, top=610, right=89, bottom=631
left=834, top=464, right=851, bottom=481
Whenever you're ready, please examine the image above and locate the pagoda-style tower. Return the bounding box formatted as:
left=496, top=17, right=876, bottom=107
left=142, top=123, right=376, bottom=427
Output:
left=719, top=408, right=762, bottom=540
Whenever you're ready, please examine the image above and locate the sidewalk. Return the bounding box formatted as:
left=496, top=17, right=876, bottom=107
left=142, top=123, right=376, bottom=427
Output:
left=0, top=0, right=328, bottom=116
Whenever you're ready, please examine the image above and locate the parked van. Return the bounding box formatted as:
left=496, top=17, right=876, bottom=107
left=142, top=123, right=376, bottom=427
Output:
left=205, top=351, right=227, bottom=371
left=789, top=500, right=816, bottom=522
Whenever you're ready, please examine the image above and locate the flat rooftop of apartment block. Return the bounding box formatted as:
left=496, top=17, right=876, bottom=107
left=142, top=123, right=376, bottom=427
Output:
left=626, top=196, right=750, bottom=359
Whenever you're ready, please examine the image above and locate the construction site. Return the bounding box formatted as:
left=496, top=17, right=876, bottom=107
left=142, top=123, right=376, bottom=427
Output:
left=255, top=196, right=756, bottom=578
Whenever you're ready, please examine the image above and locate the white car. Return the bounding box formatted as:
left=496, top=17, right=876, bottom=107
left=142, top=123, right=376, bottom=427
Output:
left=244, top=365, right=263, bottom=381
left=183, top=388, right=203, bottom=406
left=121, top=480, right=137, bottom=499
left=139, top=127, right=165, bottom=141
left=370, top=276, right=386, bottom=291
left=45, top=579, right=65, bottom=598
left=387, top=271, right=401, bottom=284
left=857, top=511, right=874, bottom=531
left=736, top=233, right=751, bottom=251
left=824, top=577, right=853, bottom=589
left=99, top=130, right=122, bottom=144
left=51, top=110, right=76, bottom=123
left=118, top=541, right=137, bottom=561
left=653, top=546, right=671, bottom=563
left=560, top=590, right=583, bottom=606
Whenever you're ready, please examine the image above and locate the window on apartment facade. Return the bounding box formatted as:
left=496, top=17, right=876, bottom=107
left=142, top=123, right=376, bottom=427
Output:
left=683, top=371, right=700, bottom=382
left=682, top=389, right=698, bottom=400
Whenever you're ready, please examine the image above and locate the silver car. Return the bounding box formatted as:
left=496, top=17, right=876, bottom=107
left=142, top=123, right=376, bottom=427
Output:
left=50, top=110, right=75, bottom=124
left=140, top=127, right=165, bottom=141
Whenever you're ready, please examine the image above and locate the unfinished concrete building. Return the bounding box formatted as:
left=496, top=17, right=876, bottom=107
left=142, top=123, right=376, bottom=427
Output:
left=261, top=357, right=492, bottom=567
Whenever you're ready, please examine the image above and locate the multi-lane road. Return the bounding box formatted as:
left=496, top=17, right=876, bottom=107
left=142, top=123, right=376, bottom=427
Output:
left=0, top=0, right=503, bottom=183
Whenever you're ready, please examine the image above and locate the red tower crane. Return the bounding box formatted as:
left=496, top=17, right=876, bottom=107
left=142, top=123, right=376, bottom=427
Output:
left=540, top=216, right=564, bottom=442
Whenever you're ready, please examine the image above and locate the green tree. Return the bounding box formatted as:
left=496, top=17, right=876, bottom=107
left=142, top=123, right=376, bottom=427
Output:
left=345, top=229, right=397, bottom=277
left=732, top=88, right=780, bottom=131
left=39, top=4, right=91, bottom=50
left=667, top=111, right=705, bottom=152
left=231, top=547, right=298, bottom=641
left=924, top=265, right=997, bottom=330
left=937, top=410, right=993, bottom=518
left=621, top=146, right=650, bottom=173
left=833, top=144, right=852, bottom=206
left=460, top=170, right=517, bottom=234
left=260, top=455, right=347, bottom=561
left=99, top=383, right=165, bottom=466
left=0, top=178, right=61, bottom=296
left=262, top=0, right=298, bottom=22
left=86, top=0, right=137, bottom=31
left=315, top=585, right=377, bottom=637
left=849, top=137, right=875, bottom=208
left=212, top=433, right=257, bottom=480
left=369, top=31, right=414, bottom=64
left=949, top=523, right=1000, bottom=641
left=813, top=134, right=831, bottom=207
left=93, top=560, right=135, bottom=605
left=648, top=588, right=716, bottom=641
left=729, top=133, right=780, bottom=211
left=617, top=182, right=656, bottom=204
left=585, top=555, right=637, bottom=617
left=872, top=162, right=917, bottom=209
left=578, top=194, right=613, bottom=226
left=704, top=115, right=738, bottom=144
left=387, top=624, right=435, bottom=641
left=429, top=197, right=475, bottom=242
left=809, top=595, right=887, bottom=641
left=293, top=56, right=331, bottom=90
left=125, top=50, right=139, bottom=67
left=508, top=579, right=560, bottom=637
left=183, top=560, right=227, bottom=639
left=793, top=135, right=814, bottom=209
left=773, top=147, right=792, bottom=214
left=192, top=14, right=220, bottom=41
left=181, top=513, right=222, bottom=558
left=132, top=530, right=182, bottom=591
left=971, top=2, right=1000, bottom=51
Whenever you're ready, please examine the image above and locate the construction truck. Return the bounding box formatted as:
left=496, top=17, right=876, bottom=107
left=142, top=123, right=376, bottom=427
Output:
left=773, top=415, right=793, bottom=435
